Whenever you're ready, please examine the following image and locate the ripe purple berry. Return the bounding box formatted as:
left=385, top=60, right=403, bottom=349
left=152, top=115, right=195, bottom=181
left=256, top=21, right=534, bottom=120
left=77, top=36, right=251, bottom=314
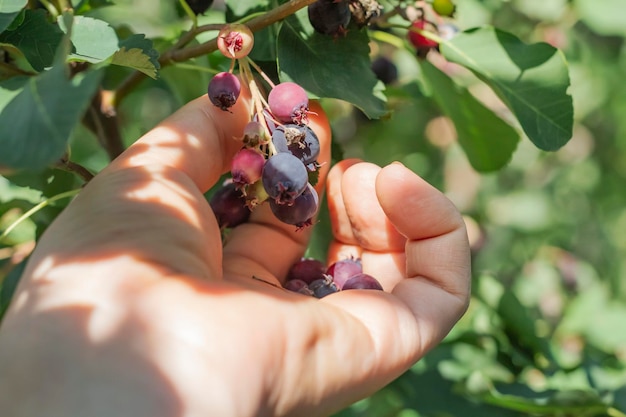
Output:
left=371, top=56, right=398, bottom=85
left=262, top=152, right=309, bottom=205
left=208, top=72, right=241, bottom=111
left=268, top=82, right=309, bottom=125
left=269, top=183, right=319, bottom=229
left=231, top=148, right=265, bottom=186
left=287, top=258, right=327, bottom=284
left=284, top=279, right=314, bottom=296
left=308, top=0, right=351, bottom=37
left=342, top=273, right=384, bottom=291
left=326, top=258, right=362, bottom=289
left=272, top=124, right=320, bottom=165
left=184, top=0, right=214, bottom=15
left=209, top=182, right=250, bottom=228
left=309, top=277, right=339, bottom=298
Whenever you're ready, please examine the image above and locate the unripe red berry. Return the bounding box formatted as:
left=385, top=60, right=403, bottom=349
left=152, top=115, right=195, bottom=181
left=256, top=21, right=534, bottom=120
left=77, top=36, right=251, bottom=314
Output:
left=268, top=82, right=309, bottom=125
left=408, top=20, right=439, bottom=49
left=231, top=148, right=265, bottom=186
left=326, top=258, right=362, bottom=289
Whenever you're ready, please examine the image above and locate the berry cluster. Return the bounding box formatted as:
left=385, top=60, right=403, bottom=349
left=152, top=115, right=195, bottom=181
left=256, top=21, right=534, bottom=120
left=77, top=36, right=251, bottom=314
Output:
left=207, top=24, right=322, bottom=231
left=283, top=257, right=383, bottom=298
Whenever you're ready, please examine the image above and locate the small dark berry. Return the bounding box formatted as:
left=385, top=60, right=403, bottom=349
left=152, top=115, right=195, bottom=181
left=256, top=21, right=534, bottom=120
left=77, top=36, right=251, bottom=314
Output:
left=309, top=277, right=339, bottom=298
left=208, top=72, right=241, bottom=111
left=342, top=273, right=383, bottom=290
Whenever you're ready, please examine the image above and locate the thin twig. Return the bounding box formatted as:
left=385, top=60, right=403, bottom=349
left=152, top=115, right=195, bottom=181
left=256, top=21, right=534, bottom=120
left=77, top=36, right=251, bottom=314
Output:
left=54, top=155, right=95, bottom=183
left=112, top=0, right=318, bottom=107
left=83, top=90, right=125, bottom=160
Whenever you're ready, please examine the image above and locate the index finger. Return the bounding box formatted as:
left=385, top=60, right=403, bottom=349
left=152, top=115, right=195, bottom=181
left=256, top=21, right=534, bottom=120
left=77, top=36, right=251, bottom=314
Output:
left=106, top=91, right=252, bottom=192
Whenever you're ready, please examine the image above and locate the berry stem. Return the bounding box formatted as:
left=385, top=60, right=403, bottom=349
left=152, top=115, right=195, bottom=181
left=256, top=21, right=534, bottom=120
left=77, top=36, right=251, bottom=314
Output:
left=112, top=0, right=319, bottom=107
left=244, top=57, right=276, bottom=89
left=238, top=59, right=278, bottom=155
left=0, top=189, right=82, bottom=242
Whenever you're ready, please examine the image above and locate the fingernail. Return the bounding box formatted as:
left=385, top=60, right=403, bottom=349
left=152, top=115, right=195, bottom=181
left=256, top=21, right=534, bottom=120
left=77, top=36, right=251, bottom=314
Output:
left=392, top=161, right=406, bottom=167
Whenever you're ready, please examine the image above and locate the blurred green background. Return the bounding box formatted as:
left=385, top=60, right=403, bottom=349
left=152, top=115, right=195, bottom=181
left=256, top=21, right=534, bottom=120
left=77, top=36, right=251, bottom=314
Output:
left=2, top=0, right=626, bottom=415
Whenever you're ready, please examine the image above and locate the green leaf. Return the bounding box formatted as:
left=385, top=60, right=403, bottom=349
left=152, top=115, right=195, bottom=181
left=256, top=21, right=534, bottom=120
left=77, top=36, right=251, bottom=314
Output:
left=0, top=14, right=103, bottom=171
left=574, top=0, right=626, bottom=36
left=0, top=72, right=26, bottom=108
left=72, top=0, right=114, bottom=15
left=497, top=291, right=554, bottom=367
left=419, top=60, right=519, bottom=172
left=225, top=0, right=269, bottom=17
left=441, top=27, right=573, bottom=151
left=0, top=0, right=26, bottom=13
left=0, top=0, right=26, bottom=32
left=57, top=15, right=118, bottom=63
left=0, top=67, right=103, bottom=170
left=277, top=9, right=387, bottom=119
left=111, top=34, right=160, bottom=79
left=481, top=384, right=610, bottom=415
left=0, top=9, right=63, bottom=71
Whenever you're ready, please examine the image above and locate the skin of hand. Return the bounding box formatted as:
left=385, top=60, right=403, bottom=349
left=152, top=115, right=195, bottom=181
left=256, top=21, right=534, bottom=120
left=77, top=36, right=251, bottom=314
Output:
left=0, top=91, right=471, bottom=417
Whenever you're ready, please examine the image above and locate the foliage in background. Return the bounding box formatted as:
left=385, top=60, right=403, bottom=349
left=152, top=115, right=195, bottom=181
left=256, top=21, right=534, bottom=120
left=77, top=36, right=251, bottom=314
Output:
left=1, top=0, right=625, bottom=416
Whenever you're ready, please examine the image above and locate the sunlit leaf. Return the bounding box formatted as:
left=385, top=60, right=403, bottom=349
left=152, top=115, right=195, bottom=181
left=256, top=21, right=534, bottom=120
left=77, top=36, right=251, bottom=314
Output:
left=0, top=13, right=103, bottom=171
left=441, top=26, right=573, bottom=151
left=58, top=15, right=118, bottom=63
left=420, top=59, right=519, bottom=172
left=111, top=34, right=160, bottom=79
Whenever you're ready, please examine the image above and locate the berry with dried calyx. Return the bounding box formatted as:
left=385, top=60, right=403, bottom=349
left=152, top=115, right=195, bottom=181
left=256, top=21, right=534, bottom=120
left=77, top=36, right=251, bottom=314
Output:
left=308, top=0, right=351, bottom=37
left=309, top=276, right=339, bottom=298
left=262, top=152, right=309, bottom=205
left=208, top=72, right=241, bottom=111
left=269, top=183, right=319, bottom=229
left=326, top=257, right=362, bottom=289
left=231, top=148, right=265, bottom=187
left=268, top=82, right=309, bottom=125
left=217, top=23, right=254, bottom=59
left=242, top=121, right=267, bottom=147
left=209, top=182, right=250, bottom=228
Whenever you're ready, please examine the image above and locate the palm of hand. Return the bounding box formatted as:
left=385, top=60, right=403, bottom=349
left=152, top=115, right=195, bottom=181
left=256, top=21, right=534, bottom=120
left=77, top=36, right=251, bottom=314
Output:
left=0, top=96, right=470, bottom=417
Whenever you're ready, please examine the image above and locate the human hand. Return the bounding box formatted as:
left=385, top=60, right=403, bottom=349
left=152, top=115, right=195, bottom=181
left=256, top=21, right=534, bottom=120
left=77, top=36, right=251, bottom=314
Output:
left=0, top=92, right=471, bottom=417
